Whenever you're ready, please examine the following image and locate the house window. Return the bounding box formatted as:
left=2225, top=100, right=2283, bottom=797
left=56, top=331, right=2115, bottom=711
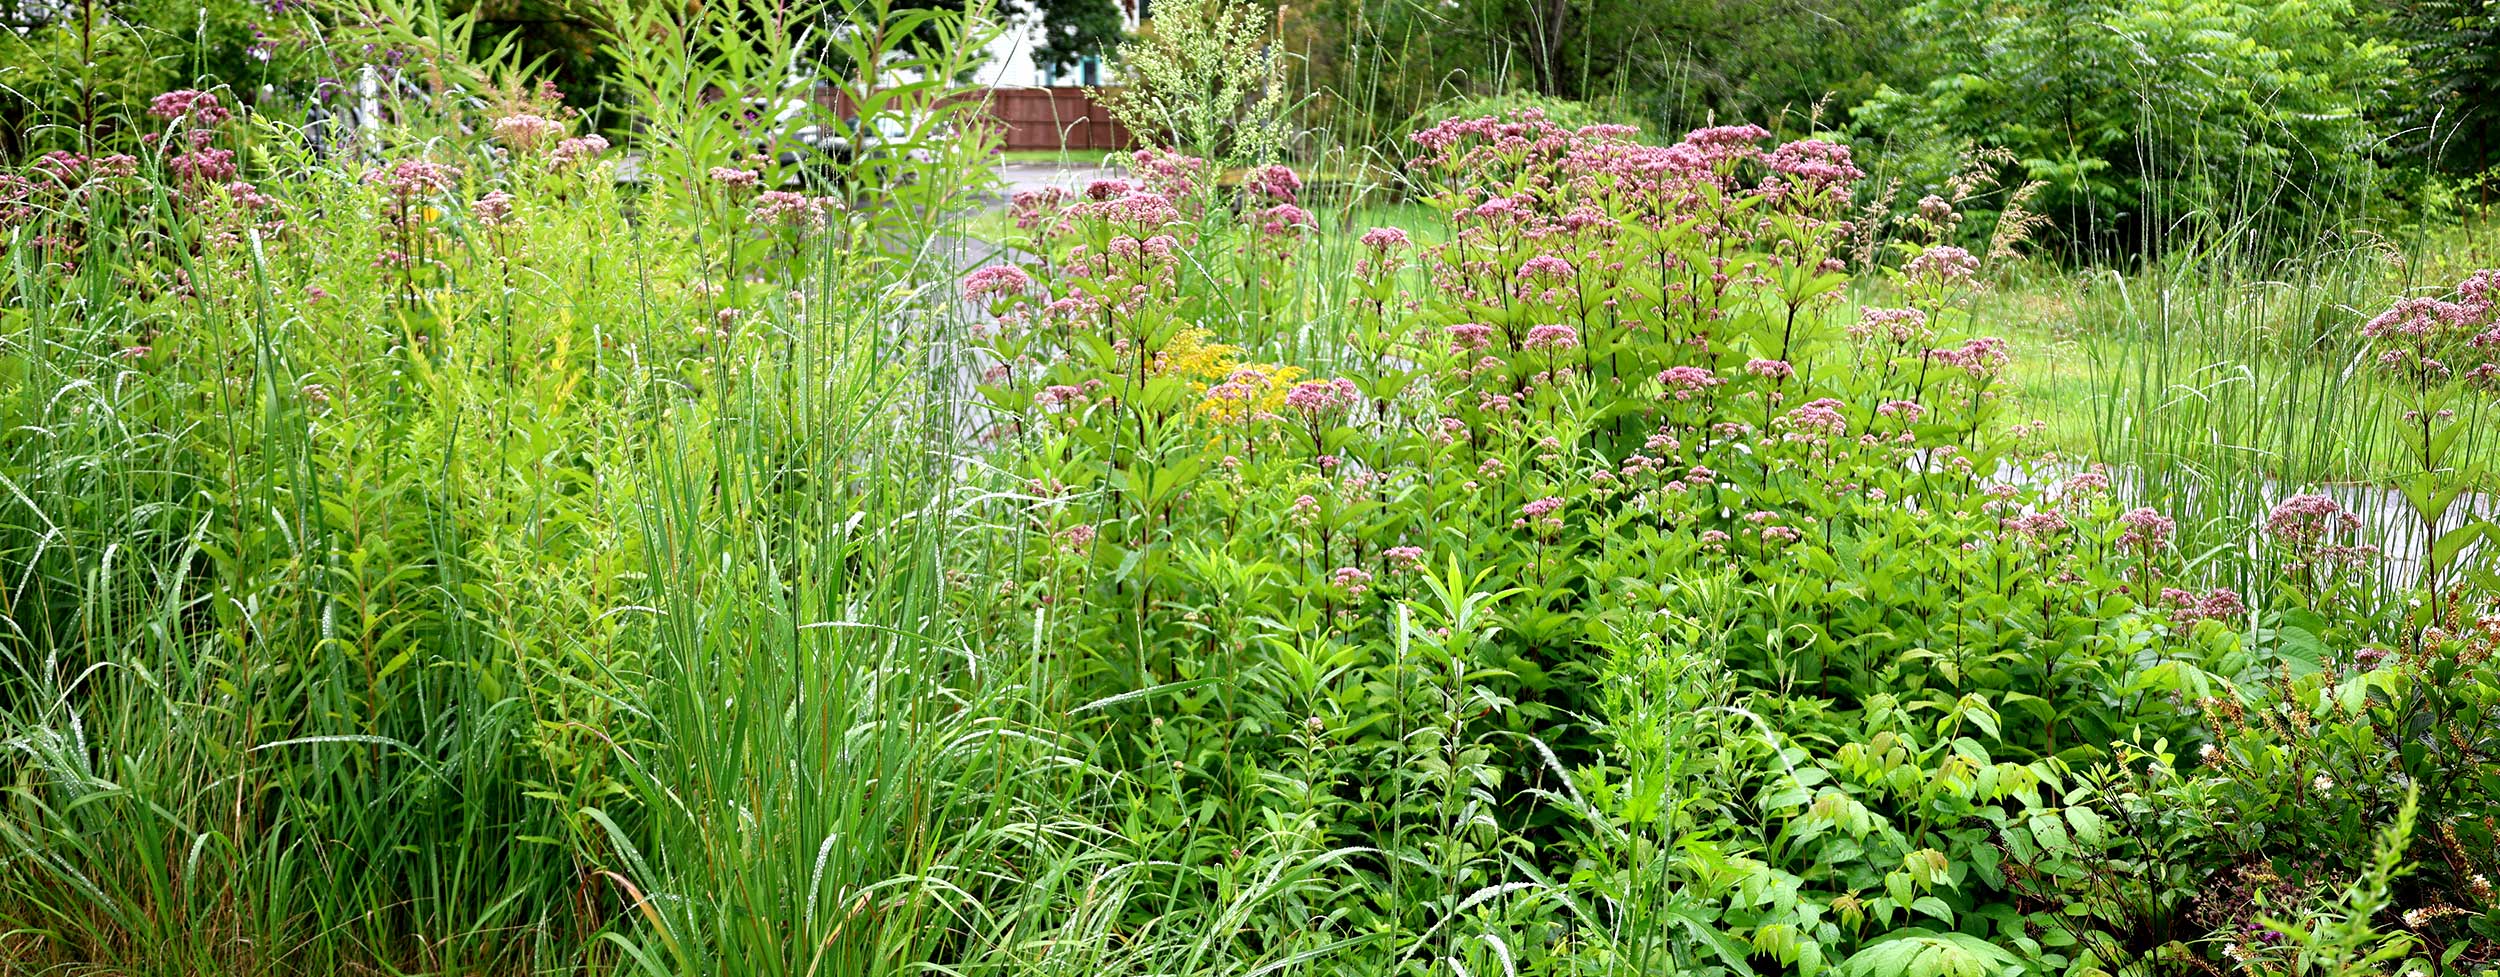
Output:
left=1080, top=56, right=1100, bottom=87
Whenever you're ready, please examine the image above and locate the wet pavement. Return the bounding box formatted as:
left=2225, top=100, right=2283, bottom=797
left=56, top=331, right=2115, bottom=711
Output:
left=993, top=161, right=1125, bottom=198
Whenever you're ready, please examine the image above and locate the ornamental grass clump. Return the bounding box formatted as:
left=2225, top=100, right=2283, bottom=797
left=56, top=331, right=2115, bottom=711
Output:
left=6, top=0, right=2500, bottom=962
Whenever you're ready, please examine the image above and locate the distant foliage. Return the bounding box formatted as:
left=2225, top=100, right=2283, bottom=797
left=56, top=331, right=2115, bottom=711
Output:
left=1855, top=0, right=2406, bottom=252
left=2378, top=0, right=2500, bottom=181
left=1292, top=0, right=1900, bottom=146
left=1021, top=0, right=1127, bottom=80
left=0, top=0, right=322, bottom=159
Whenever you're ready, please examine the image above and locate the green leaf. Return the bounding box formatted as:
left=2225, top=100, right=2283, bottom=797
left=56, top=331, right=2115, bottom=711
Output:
left=2064, top=805, right=2107, bottom=848
left=2434, top=522, right=2488, bottom=569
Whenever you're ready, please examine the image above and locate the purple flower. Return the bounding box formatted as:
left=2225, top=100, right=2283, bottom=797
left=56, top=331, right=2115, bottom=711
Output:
left=2266, top=493, right=2360, bottom=545
left=1519, top=496, right=1567, bottom=533
left=367, top=158, right=456, bottom=198
left=170, top=148, right=239, bottom=185
left=1257, top=203, right=1313, bottom=237
left=493, top=114, right=565, bottom=150
left=471, top=190, right=516, bottom=226
left=750, top=190, right=841, bottom=228
left=1092, top=191, right=1180, bottom=228
left=1656, top=366, right=1725, bottom=401
left=1778, top=398, right=1847, bottom=439
left=962, top=264, right=1034, bottom=301
left=1248, top=163, right=1302, bottom=203
left=1906, top=245, right=1980, bottom=285
left=1445, top=323, right=1495, bottom=352
left=1854, top=307, right=1931, bottom=343
left=2117, top=507, right=2175, bottom=553
left=1523, top=324, right=1580, bottom=351
left=1926, top=337, right=2011, bottom=381
left=2164, top=587, right=2245, bottom=626
left=1517, top=255, right=1575, bottom=281
left=551, top=135, right=609, bottom=167
left=1284, top=378, right=1360, bottom=414
left=1359, top=226, right=1412, bottom=251
left=1763, top=139, right=1864, bottom=192
left=149, top=89, right=231, bottom=126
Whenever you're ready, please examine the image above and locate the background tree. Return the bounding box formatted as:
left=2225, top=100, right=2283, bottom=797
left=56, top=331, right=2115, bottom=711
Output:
left=1853, top=0, right=2406, bottom=254
left=2377, top=0, right=2499, bottom=185
left=462, top=0, right=612, bottom=105
left=1285, top=0, right=1901, bottom=159
left=1024, top=0, right=1126, bottom=82
left=0, top=0, right=317, bottom=159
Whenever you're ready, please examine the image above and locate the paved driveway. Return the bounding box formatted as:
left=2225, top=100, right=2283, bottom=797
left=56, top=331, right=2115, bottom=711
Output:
left=994, top=161, right=1124, bottom=197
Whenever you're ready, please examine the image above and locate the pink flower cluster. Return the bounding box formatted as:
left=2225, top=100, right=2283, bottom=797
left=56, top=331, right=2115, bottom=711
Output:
left=492, top=113, right=565, bottom=150
left=552, top=134, right=609, bottom=167
left=1518, top=496, right=1567, bottom=534
left=1285, top=378, right=1361, bottom=415
left=1130, top=148, right=1206, bottom=201
left=1409, top=112, right=1861, bottom=219
left=1087, top=189, right=1182, bottom=228
left=1446, top=323, right=1495, bottom=352
left=1763, top=139, right=1864, bottom=193
left=1248, top=163, right=1302, bottom=203
left=2363, top=269, right=2500, bottom=385
left=1926, top=336, right=2011, bottom=382
left=369, top=158, right=457, bottom=200
left=1517, top=255, right=1575, bottom=281
left=144, top=90, right=240, bottom=188
left=2004, top=510, right=2070, bottom=542
left=1522, top=324, right=1580, bottom=351
left=962, top=264, right=1035, bottom=301
left=1778, top=398, right=1848, bottom=441
left=1906, top=245, right=1980, bottom=286
left=1656, top=366, right=1725, bottom=401
left=169, top=148, right=238, bottom=185
left=1359, top=226, right=1411, bottom=251
left=750, top=190, right=842, bottom=229
left=1745, top=358, right=1795, bottom=381
left=1258, top=203, right=1313, bottom=237
left=149, top=89, right=232, bottom=126
left=1854, top=307, right=1931, bottom=344
left=472, top=190, right=516, bottom=227
left=2265, top=493, right=2360, bottom=546
left=2117, top=507, right=2176, bottom=553
left=2264, top=493, right=2378, bottom=572
left=1681, top=124, right=1772, bottom=170
left=2162, top=587, right=2246, bottom=626
left=1384, top=546, right=1426, bottom=572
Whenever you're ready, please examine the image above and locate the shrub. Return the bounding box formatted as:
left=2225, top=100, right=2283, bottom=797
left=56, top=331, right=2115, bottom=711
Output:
left=1855, top=0, right=2407, bottom=253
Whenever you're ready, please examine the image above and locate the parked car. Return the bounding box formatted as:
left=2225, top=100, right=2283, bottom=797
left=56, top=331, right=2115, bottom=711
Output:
left=748, top=97, right=934, bottom=190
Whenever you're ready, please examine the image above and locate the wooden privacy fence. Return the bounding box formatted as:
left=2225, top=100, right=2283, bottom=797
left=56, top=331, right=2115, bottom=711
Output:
left=813, top=86, right=1138, bottom=152
left=982, top=87, right=1136, bottom=151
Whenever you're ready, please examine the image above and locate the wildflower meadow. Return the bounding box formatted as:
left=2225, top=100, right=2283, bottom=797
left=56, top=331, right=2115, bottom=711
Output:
left=2, top=0, right=2499, bottom=974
